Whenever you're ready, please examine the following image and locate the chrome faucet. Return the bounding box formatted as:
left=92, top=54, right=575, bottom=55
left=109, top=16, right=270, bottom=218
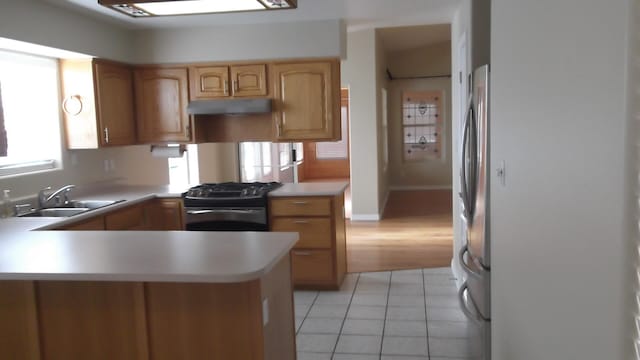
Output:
left=38, top=185, right=76, bottom=208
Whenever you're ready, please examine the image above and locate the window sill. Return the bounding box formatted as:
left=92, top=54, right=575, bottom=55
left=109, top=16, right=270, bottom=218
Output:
left=0, top=160, right=60, bottom=179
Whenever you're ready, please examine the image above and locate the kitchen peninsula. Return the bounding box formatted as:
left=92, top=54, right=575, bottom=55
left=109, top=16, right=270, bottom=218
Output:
left=0, top=209, right=298, bottom=359
left=0, top=181, right=348, bottom=359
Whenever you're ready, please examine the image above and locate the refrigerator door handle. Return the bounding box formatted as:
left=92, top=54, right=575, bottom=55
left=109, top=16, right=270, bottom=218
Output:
left=459, top=244, right=484, bottom=279
left=460, top=98, right=474, bottom=222
left=458, top=281, right=486, bottom=325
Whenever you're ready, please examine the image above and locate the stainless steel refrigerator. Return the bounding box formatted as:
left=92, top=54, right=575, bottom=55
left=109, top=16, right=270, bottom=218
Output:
left=458, top=64, right=491, bottom=359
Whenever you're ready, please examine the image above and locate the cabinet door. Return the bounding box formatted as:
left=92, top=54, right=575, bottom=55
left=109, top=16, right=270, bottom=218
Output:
left=230, top=64, right=267, bottom=97
left=94, top=61, right=136, bottom=146
left=56, top=216, right=105, bottom=230
left=105, top=205, right=146, bottom=230
left=189, top=66, right=230, bottom=99
left=272, top=61, right=340, bottom=141
left=135, top=67, right=192, bottom=143
left=144, top=199, right=184, bottom=230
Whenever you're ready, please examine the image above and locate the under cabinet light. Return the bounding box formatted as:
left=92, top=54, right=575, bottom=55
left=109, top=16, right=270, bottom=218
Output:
left=98, top=0, right=297, bottom=17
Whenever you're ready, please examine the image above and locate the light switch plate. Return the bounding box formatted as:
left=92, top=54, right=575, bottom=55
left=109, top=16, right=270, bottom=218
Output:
left=262, top=298, right=269, bottom=326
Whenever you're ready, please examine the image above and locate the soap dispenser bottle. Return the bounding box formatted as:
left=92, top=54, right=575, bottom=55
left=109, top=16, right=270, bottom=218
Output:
left=1, top=190, right=12, bottom=218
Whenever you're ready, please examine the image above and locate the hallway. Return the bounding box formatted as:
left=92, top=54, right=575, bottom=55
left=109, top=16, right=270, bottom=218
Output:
left=347, top=190, right=453, bottom=273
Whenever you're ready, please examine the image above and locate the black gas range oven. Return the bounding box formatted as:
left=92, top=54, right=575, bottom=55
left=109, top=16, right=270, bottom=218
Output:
left=182, top=182, right=282, bottom=231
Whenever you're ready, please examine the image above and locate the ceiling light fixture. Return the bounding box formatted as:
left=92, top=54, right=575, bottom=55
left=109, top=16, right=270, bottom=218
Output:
left=98, top=0, right=297, bottom=18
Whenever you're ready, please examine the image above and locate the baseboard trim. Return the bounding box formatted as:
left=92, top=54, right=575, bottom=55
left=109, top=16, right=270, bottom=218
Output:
left=351, top=214, right=381, bottom=221
left=389, top=185, right=453, bottom=191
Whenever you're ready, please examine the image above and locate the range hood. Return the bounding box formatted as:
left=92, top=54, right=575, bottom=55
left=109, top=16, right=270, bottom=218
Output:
left=187, top=99, right=272, bottom=115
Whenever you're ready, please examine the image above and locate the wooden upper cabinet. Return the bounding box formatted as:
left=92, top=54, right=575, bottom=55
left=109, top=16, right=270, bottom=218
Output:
left=94, top=61, right=137, bottom=146
left=189, top=63, right=267, bottom=100
left=272, top=60, right=341, bottom=141
left=60, top=59, right=136, bottom=149
left=134, top=67, right=192, bottom=144
left=189, top=66, right=229, bottom=99
left=230, top=64, right=267, bottom=97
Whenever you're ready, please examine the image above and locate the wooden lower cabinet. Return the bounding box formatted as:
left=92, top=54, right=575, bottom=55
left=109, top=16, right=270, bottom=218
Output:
left=55, top=216, right=105, bottom=230
left=105, top=203, right=146, bottom=230
left=55, top=198, right=184, bottom=231
left=0, top=256, right=295, bottom=360
left=143, top=198, right=184, bottom=230
left=269, top=194, right=347, bottom=289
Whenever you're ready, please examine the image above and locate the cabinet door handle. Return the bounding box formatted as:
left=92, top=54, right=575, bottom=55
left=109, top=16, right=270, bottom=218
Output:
left=224, top=80, right=229, bottom=95
left=104, top=127, right=109, bottom=144
left=293, top=220, right=310, bottom=224
left=293, top=251, right=312, bottom=256
left=292, top=201, right=308, bottom=205
left=233, top=80, right=238, bottom=93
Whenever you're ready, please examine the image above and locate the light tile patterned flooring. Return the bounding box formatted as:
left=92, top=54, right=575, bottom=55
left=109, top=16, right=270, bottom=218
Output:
left=294, top=268, right=475, bottom=360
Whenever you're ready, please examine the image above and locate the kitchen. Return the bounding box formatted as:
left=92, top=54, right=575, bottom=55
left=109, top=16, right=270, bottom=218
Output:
left=0, top=0, right=637, bottom=360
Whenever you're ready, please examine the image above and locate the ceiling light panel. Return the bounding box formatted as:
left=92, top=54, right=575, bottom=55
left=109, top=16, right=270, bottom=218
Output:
left=99, top=0, right=297, bottom=17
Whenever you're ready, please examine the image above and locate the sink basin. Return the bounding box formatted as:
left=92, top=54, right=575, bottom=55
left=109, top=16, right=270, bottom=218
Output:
left=19, top=208, right=91, bottom=217
left=17, top=199, right=126, bottom=218
left=66, top=199, right=125, bottom=209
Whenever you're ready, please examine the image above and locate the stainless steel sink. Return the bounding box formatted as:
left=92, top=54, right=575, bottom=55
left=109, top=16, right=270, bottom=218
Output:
left=17, top=199, right=126, bottom=218
left=19, top=208, right=91, bottom=217
left=66, top=199, right=125, bottom=209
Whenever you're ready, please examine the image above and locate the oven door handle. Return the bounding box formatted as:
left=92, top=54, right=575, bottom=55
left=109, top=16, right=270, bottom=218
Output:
left=186, top=209, right=262, bottom=215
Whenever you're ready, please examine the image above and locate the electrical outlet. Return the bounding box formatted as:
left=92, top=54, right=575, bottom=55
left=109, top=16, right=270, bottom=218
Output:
left=103, top=159, right=109, bottom=173
left=109, top=159, right=116, bottom=172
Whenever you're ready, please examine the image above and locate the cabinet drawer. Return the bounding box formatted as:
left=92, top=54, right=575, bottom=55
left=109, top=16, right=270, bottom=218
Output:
left=105, top=205, right=145, bottom=230
left=290, top=250, right=333, bottom=283
left=270, top=197, right=331, bottom=216
left=271, top=218, right=332, bottom=249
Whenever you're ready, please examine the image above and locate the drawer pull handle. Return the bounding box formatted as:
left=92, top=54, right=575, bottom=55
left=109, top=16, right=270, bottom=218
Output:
left=293, top=251, right=312, bottom=256
left=292, top=201, right=308, bottom=205
left=293, top=220, right=310, bottom=224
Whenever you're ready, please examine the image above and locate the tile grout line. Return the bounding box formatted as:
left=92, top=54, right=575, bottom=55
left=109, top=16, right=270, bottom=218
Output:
left=297, top=291, right=320, bottom=336
left=378, top=271, right=392, bottom=359
left=329, top=273, right=361, bottom=359
left=423, top=268, right=431, bottom=360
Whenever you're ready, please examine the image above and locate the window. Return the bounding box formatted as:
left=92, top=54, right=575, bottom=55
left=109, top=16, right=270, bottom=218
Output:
left=168, top=144, right=199, bottom=186
left=239, top=142, right=301, bottom=182
left=402, top=90, right=443, bottom=162
left=0, top=50, right=62, bottom=177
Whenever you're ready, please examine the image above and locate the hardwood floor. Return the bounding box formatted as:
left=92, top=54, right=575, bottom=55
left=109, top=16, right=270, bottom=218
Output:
left=346, top=190, right=453, bottom=273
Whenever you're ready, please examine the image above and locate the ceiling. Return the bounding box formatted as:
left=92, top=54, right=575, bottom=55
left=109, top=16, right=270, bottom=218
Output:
left=42, top=0, right=460, bottom=30
left=378, top=24, right=451, bottom=53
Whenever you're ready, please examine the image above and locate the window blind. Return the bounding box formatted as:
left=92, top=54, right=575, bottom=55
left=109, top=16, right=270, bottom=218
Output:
left=0, top=83, right=6, bottom=157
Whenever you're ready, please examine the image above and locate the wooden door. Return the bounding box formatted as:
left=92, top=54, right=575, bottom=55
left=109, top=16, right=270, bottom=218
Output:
left=189, top=65, right=230, bottom=99
left=135, top=67, right=191, bottom=143
left=94, top=60, right=136, bottom=146
left=302, top=88, right=350, bottom=180
left=230, top=64, right=267, bottom=97
left=272, top=60, right=340, bottom=141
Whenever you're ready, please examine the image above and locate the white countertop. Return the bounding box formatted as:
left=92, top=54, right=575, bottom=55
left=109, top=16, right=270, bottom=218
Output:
left=0, top=183, right=301, bottom=283
left=0, top=230, right=297, bottom=283
left=269, top=181, right=348, bottom=197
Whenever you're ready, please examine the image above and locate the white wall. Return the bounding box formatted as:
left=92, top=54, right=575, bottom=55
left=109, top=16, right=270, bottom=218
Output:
left=491, top=0, right=630, bottom=359
left=0, top=0, right=134, bottom=62
left=341, top=29, right=381, bottom=220
left=628, top=0, right=640, bottom=356
left=133, top=20, right=345, bottom=64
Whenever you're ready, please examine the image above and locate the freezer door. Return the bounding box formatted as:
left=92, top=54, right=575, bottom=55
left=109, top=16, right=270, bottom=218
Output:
left=458, top=245, right=491, bottom=319
left=467, top=64, right=490, bottom=268
left=458, top=280, right=491, bottom=360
